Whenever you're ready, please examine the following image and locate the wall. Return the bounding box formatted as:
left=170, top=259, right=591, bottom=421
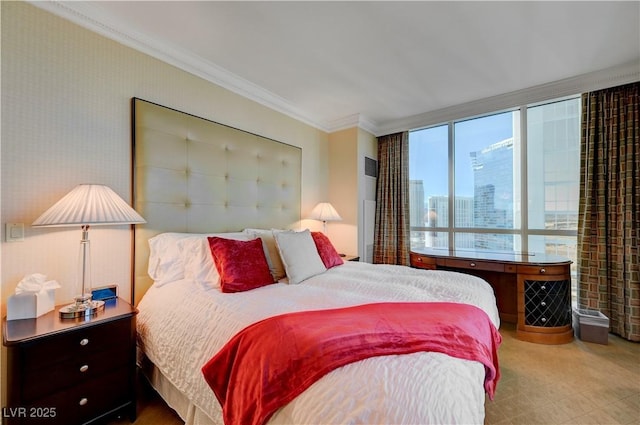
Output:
left=327, top=128, right=358, bottom=255
left=327, top=127, right=378, bottom=259
left=357, top=128, right=378, bottom=261
left=1, top=1, right=331, bottom=404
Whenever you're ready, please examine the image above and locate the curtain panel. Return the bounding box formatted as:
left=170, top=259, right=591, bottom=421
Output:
left=373, top=131, right=410, bottom=265
left=578, top=82, right=640, bottom=341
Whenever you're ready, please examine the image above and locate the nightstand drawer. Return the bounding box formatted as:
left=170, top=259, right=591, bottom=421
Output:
left=22, top=342, right=130, bottom=402
left=21, top=318, right=131, bottom=371
left=25, top=366, right=131, bottom=425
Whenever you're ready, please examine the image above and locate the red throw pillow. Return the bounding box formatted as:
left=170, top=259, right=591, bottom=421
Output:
left=311, top=232, right=344, bottom=269
left=208, top=237, right=275, bottom=293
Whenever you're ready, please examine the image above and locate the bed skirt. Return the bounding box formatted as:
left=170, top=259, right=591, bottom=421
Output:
left=138, top=352, right=218, bottom=425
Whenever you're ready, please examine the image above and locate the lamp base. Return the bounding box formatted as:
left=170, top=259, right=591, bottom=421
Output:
left=59, top=299, right=105, bottom=319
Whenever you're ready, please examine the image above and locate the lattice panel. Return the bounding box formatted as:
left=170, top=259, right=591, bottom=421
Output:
left=524, top=279, right=571, bottom=327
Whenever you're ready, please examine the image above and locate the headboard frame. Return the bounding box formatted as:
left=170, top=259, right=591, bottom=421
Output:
left=132, top=98, right=301, bottom=305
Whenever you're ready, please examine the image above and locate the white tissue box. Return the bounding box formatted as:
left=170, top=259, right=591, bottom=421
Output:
left=6, top=290, right=56, bottom=320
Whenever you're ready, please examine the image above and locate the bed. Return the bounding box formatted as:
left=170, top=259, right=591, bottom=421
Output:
left=131, top=99, right=501, bottom=425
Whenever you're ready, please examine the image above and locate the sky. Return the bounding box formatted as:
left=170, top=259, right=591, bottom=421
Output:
left=409, top=112, right=514, bottom=198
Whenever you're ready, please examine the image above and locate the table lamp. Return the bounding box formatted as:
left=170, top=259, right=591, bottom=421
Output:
left=32, top=184, right=146, bottom=319
left=309, top=202, right=342, bottom=234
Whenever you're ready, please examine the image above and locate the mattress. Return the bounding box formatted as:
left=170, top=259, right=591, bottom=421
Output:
left=136, top=261, right=500, bottom=424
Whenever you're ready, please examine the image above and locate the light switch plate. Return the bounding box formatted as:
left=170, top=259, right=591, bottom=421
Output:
left=6, top=223, right=24, bottom=242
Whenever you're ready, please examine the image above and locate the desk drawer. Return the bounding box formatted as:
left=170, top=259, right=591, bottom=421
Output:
left=410, top=253, right=437, bottom=269
left=517, top=264, right=568, bottom=275
left=445, top=258, right=504, bottom=272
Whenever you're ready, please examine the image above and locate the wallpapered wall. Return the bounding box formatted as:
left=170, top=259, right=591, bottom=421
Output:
left=0, top=1, right=331, bottom=308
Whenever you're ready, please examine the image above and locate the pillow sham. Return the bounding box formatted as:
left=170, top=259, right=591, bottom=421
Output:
left=243, top=228, right=287, bottom=281
left=274, top=229, right=327, bottom=284
left=147, top=232, right=198, bottom=286
left=208, top=237, right=275, bottom=293
left=180, top=232, right=250, bottom=290
left=311, top=232, right=344, bottom=269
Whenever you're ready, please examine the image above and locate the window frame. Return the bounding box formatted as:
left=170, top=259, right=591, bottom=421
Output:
left=409, top=96, right=580, bottom=256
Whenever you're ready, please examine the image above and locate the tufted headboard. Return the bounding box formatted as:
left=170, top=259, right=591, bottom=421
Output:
left=131, top=98, right=301, bottom=305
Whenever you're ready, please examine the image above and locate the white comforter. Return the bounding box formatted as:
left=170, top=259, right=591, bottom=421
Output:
left=137, top=261, right=500, bottom=424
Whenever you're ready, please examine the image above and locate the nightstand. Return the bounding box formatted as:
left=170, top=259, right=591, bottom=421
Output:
left=2, top=298, right=138, bottom=425
left=342, top=255, right=360, bottom=262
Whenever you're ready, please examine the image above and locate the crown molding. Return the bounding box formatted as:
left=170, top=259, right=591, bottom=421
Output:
left=376, top=60, right=640, bottom=136
left=29, top=0, right=337, bottom=133
left=325, top=113, right=379, bottom=135
left=27, top=2, right=640, bottom=138
left=356, top=115, right=379, bottom=136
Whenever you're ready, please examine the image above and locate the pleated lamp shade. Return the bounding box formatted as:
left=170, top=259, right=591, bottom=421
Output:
left=309, top=202, right=341, bottom=234
left=32, top=184, right=146, bottom=227
left=308, top=202, right=342, bottom=222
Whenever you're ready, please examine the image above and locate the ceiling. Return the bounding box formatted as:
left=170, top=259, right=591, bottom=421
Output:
left=34, top=1, right=640, bottom=135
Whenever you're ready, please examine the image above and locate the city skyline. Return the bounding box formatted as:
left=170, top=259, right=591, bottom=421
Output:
left=409, top=111, right=515, bottom=198
left=410, top=133, right=517, bottom=252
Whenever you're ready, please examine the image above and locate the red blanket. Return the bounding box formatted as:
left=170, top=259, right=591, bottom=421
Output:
left=202, top=302, right=501, bottom=425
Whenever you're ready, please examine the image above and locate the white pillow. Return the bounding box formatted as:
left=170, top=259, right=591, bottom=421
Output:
left=180, top=232, right=251, bottom=290
left=147, top=232, right=197, bottom=286
left=243, top=228, right=286, bottom=281
left=274, top=229, right=327, bottom=284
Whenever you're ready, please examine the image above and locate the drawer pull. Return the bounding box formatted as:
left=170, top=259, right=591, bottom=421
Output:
left=79, top=398, right=88, bottom=406
left=541, top=301, right=546, bottom=307
left=541, top=285, right=547, bottom=291
left=541, top=317, right=547, bottom=323
left=469, top=262, right=476, bottom=267
left=80, top=338, right=89, bottom=346
left=80, top=365, right=89, bottom=373
left=540, top=268, right=546, bottom=274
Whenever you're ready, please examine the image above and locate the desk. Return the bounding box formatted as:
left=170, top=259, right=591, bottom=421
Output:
left=411, top=248, right=573, bottom=344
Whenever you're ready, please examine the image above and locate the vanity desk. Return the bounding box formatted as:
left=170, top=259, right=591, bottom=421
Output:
left=410, top=248, right=573, bottom=344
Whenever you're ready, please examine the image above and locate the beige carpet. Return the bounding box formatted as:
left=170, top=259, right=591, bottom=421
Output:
left=486, top=324, right=639, bottom=424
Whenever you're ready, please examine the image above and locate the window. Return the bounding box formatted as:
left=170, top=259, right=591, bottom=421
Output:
left=409, top=97, right=580, bottom=298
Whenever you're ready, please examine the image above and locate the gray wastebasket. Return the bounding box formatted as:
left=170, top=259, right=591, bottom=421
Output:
left=573, top=308, right=609, bottom=345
